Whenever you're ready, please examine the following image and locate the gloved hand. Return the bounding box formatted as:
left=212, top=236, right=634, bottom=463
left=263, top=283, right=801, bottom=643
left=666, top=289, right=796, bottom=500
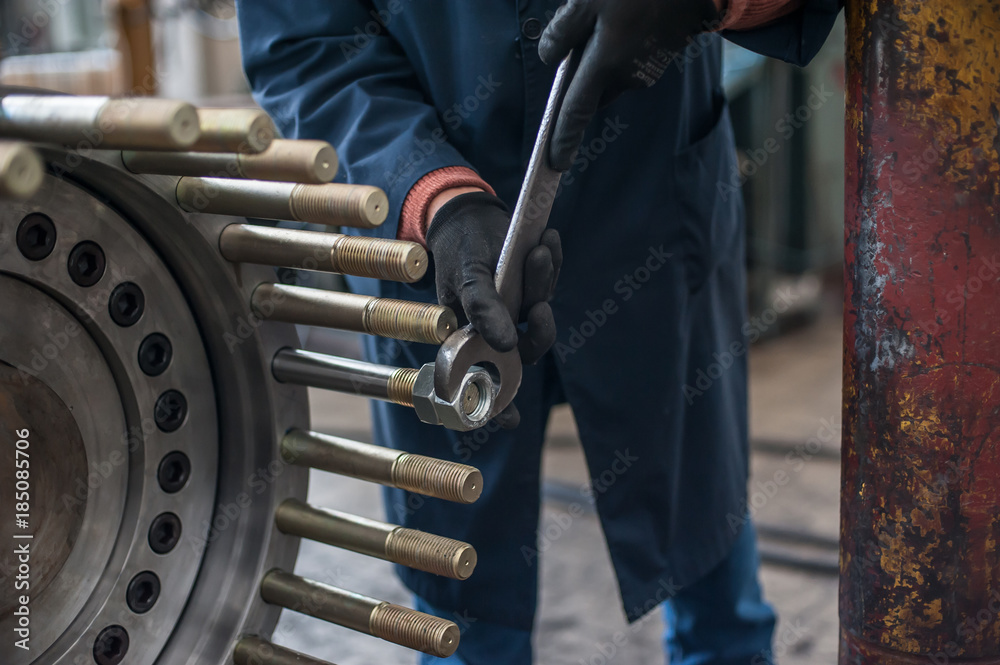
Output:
left=426, top=191, right=562, bottom=428
left=539, top=0, right=721, bottom=170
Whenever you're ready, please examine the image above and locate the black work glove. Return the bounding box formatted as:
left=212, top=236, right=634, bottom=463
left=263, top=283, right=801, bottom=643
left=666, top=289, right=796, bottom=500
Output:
left=426, top=191, right=562, bottom=428
left=539, top=0, right=722, bottom=170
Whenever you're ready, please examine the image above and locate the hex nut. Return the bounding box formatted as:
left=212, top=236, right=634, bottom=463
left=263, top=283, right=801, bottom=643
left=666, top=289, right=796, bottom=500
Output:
left=412, top=364, right=494, bottom=431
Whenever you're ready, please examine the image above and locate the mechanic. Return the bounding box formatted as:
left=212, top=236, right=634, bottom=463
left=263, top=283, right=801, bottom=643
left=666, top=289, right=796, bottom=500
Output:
left=237, top=1, right=840, bottom=663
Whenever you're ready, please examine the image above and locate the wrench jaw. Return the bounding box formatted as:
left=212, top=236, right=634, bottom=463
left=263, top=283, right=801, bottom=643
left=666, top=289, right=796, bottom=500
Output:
left=415, top=325, right=522, bottom=431
left=413, top=362, right=496, bottom=431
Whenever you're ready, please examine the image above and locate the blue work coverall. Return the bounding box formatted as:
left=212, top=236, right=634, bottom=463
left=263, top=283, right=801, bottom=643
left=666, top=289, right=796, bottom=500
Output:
left=238, top=2, right=839, bottom=662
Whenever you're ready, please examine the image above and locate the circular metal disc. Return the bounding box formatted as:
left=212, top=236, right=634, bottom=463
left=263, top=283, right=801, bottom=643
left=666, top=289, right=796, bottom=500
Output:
left=0, top=153, right=309, bottom=665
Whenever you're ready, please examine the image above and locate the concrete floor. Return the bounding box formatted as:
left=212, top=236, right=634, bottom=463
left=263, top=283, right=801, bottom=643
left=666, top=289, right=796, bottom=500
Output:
left=273, top=298, right=843, bottom=664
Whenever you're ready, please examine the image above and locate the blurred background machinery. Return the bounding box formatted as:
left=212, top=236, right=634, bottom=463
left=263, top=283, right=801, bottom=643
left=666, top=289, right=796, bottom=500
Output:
left=725, top=15, right=846, bottom=329
left=0, top=0, right=244, bottom=99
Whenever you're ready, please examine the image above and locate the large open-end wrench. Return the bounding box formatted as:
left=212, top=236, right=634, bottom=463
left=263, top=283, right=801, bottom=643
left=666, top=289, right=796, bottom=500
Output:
left=412, top=56, right=574, bottom=431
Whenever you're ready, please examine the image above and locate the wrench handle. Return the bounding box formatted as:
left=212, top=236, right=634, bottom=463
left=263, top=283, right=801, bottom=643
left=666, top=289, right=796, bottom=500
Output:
left=432, top=55, right=575, bottom=414
left=494, top=55, right=575, bottom=318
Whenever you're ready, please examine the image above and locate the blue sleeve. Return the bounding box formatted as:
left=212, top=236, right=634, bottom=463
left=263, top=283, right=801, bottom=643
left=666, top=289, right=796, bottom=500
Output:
left=723, top=0, right=843, bottom=67
left=236, top=0, right=472, bottom=240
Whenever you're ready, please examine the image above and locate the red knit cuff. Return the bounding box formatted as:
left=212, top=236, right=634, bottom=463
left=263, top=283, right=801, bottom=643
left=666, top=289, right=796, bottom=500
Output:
left=399, top=166, right=495, bottom=246
left=718, top=0, right=803, bottom=30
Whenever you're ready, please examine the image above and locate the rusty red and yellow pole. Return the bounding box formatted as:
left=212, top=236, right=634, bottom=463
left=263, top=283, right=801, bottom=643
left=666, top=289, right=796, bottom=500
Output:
left=842, top=1, right=1000, bottom=663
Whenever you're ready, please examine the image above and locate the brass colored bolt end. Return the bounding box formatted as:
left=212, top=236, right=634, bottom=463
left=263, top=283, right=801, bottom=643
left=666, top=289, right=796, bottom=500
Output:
left=290, top=183, right=388, bottom=228
left=461, top=382, right=482, bottom=416
left=392, top=453, right=483, bottom=504
left=363, top=298, right=457, bottom=344
left=243, top=113, right=277, bottom=153
left=241, top=139, right=339, bottom=184
left=387, top=367, right=420, bottom=407
left=369, top=602, right=460, bottom=658
left=0, top=142, right=43, bottom=200
left=194, top=108, right=276, bottom=153
left=98, top=99, right=200, bottom=149
left=386, top=527, right=478, bottom=580
left=306, top=143, right=339, bottom=183
left=330, top=235, right=427, bottom=282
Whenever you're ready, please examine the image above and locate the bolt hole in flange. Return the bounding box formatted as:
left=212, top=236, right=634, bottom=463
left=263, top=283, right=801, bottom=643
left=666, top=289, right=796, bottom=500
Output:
left=154, top=390, right=188, bottom=432
left=68, top=240, right=107, bottom=287
left=16, top=213, right=56, bottom=261
left=157, top=451, right=191, bottom=493
left=138, top=332, right=173, bottom=376
left=0, top=160, right=245, bottom=665
left=126, top=572, right=162, bottom=614
left=93, top=625, right=129, bottom=665
left=148, top=513, right=182, bottom=555
left=109, top=282, right=145, bottom=326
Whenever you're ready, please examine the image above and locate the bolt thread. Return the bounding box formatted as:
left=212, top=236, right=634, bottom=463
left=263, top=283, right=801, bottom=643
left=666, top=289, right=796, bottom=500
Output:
left=363, top=298, right=456, bottom=344
left=291, top=183, right=387, bottom=228
left=369, top=602, right=460, bottom=658
left=329, top=235, right=427, bottom=282
left=243, top=114, right=277, bottom=153
left=391, top=454, right=483, bottom=504
left=385, top=527, right=476, bottom=580
left=386, top=367, right=419, bottom=407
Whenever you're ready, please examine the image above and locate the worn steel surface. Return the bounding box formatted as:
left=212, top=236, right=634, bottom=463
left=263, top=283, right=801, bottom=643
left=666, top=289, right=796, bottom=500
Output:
left=0, top=151, right=309, bottom=665
left=842, top=1, right=1000, bottom=662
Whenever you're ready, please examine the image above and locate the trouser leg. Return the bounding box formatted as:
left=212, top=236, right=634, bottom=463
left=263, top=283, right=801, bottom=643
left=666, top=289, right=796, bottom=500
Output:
left=662, top=521, right=776, bottom=665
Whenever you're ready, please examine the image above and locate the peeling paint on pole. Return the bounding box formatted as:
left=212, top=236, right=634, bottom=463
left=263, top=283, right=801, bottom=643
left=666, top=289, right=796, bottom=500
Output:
left=842, top=1, right=1000, bottom=663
